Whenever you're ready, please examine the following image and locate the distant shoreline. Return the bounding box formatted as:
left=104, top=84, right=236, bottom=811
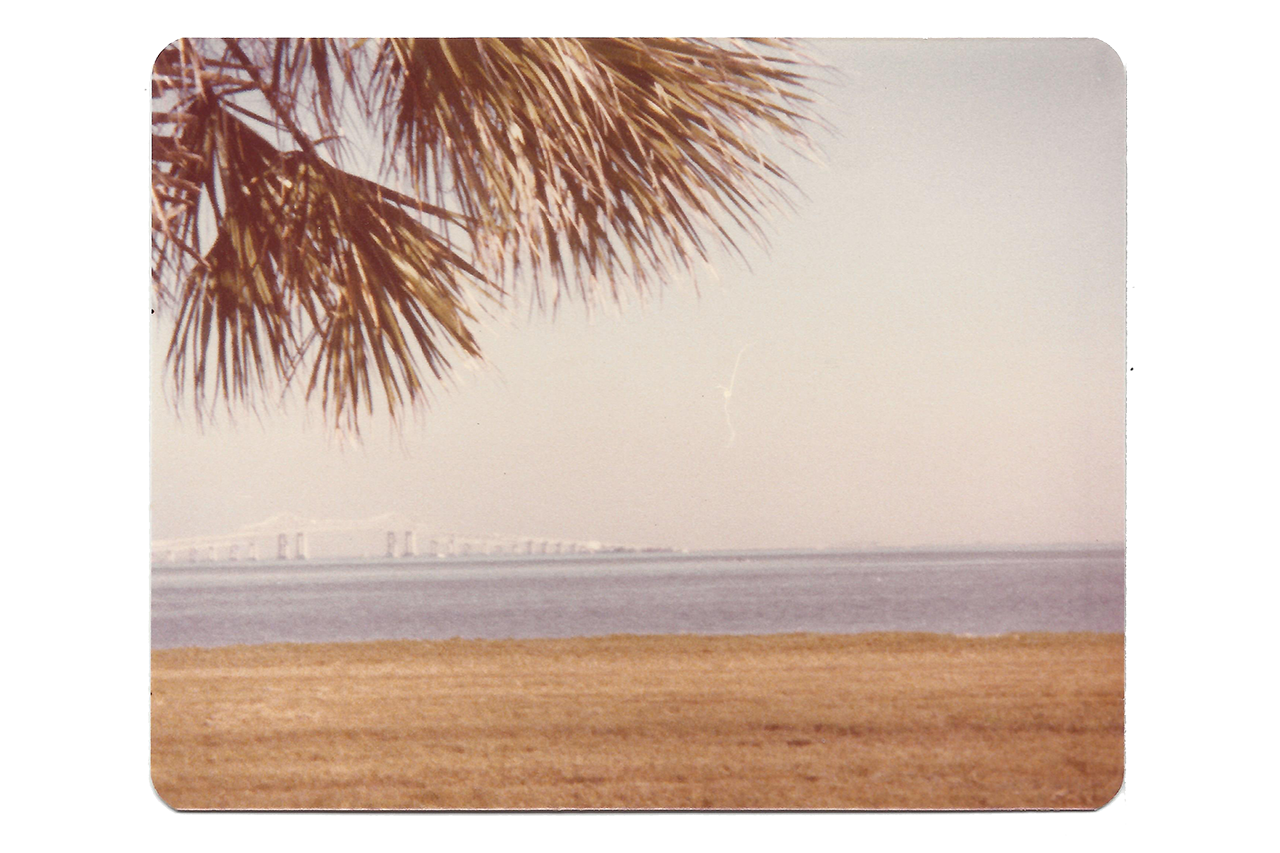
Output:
left=152, top=541, right=1125, bottom=568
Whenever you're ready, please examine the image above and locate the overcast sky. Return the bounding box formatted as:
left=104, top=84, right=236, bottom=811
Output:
left=151, top=39, right=1126, bottom=551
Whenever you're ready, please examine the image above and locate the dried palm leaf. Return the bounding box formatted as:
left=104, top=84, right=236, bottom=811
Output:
left=152, top=38, right=816, bottom=433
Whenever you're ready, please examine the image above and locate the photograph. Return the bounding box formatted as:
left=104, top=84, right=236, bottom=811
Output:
left=149, top=37, right=1125, bottom=810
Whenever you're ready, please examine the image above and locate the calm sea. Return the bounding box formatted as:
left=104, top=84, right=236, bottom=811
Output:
left=151, top=547, right=1123, bottom=649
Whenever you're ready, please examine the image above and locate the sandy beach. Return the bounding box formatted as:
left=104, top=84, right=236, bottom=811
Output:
left=152, top=632, right=1123, bottom=810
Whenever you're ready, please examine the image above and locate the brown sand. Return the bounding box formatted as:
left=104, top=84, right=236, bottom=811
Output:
left=151, top=632, right=1123, bottom=810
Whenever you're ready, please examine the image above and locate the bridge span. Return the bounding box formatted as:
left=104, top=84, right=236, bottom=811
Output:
left=151, top=513, right=636, bottom=564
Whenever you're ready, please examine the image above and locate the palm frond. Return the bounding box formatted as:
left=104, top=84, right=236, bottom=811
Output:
left=163, top=105, right=496, bottom=431
left=152, top=37, right=816, bottom=433
left=372, top=38, right=812, bottom=306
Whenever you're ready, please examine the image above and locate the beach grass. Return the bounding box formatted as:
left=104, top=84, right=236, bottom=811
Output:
left=151, top=632, right=1123, bottom=810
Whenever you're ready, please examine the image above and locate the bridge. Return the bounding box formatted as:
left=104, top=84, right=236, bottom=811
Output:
left=150, top=512, right=636, bottom=564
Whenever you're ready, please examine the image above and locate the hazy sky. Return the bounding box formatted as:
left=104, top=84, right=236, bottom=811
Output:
left=151, top=39, right=1126, bottom=550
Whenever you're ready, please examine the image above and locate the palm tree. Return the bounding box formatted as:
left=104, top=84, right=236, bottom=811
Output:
left=152, top=38, right=814, bottom=432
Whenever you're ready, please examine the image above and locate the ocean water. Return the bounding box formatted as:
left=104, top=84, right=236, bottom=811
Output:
left=151, top=547, right=1124, bottom=649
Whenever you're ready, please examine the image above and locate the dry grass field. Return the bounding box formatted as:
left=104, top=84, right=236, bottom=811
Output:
left=151, top=632, right=1123, bottom=810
